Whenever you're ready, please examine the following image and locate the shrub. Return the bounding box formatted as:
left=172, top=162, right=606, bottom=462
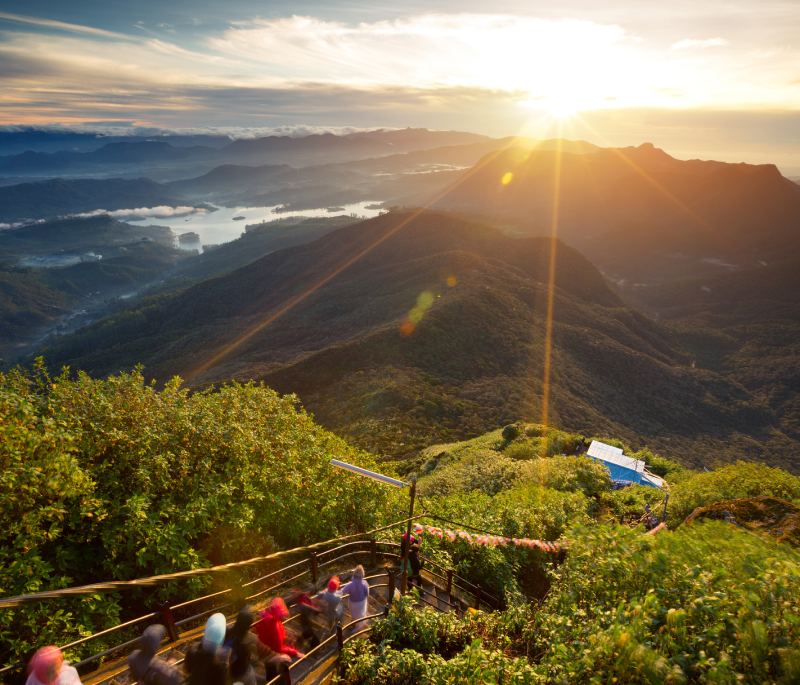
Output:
left=502, top=423, right=521, bottom=442
left=518, top=456, right=612, bottom=497
left=0, top=364, right=390, bottom=666
left=668, top=461, right=800, bottom=524
left=417, top=451, right=521, bottom=497
left=504, top=440, right=542, bottom=461
left=529, top=522, right=800, bottom=683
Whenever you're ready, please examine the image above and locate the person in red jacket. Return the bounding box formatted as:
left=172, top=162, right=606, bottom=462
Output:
left=254, top=597, right=304, bottom=659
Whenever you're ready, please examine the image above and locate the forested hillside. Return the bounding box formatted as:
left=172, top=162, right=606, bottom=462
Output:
left=337, top=422, right=800, bottom=684
left=0, top=365, right=392, bottom=667
left=40, top=211, right=796, bottom=468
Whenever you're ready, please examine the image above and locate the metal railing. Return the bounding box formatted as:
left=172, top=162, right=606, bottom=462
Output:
left=0, top=531, right=498, bottom=684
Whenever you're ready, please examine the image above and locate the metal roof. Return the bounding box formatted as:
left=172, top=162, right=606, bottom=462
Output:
left=586, top=440, right=644, bottom=473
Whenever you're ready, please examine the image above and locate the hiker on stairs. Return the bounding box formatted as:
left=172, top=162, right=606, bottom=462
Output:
left=401, top=525, right=424, bottom=588
left=224, top=607, right=259, bottom=685
left=26, top=647, right=82, bottom=685
left=342, top=565, right=370, bottom=632
left=185, top=613, right=230, bottom=685
left=128, top=625, right=181, bottom=685
left=316, top=577, right=344, bottom=633
left=254, top=598, right=304, bottom=662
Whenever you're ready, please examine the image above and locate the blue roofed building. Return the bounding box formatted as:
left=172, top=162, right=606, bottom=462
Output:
left=586, top=440, right=664, bottom=489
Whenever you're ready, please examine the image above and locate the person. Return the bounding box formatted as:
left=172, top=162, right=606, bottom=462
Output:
left=642, top=504, right=659, bottom=531
left=128, top=625, right=181, bottom=685
left=341, top=566, right=370, bottom=632
left=223, top=607, right=259, bottom=685
left=184, top=613, right=230, bottom=685
left=316, top=577, right=344, bottom=633
left=288, top=589, right=322, bottom=649
left=253, top=598, right=303, bottom=661
left=26, top=647, right=82, bottom=685
left=400, top=525, right=423, bottom=588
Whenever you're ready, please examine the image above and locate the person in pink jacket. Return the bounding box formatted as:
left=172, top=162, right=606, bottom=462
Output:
left=26, top=647, right=82, bottom=685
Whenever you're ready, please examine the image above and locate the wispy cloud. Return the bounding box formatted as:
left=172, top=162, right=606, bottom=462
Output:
left=0, top=10, right=797, bottom=134
left=671, top=37, right=728, bottom=50
left=0, top=11, right=131, bottom=40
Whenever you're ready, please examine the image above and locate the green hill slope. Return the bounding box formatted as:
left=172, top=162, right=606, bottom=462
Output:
left=0, top=365, right=390, bottom=666
left=40, top=210, right=793, bottom=467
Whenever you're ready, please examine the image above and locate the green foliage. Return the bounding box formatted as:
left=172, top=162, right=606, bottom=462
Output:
left=419, top=485, right=590, bottom=600
left=0, top=363, right=389, bottom=666
left=668, top=461, right=800, bottom=524
left=528, top=522, right=800, bottom=683
left=418, top=450, right=521, bottom=497
left=504, top=440, right=540, bottom=461
left=502, top=423, right=522, bottom=443
left=338, top=597, right=538, bottom=684
left=518, top=456, right=612, bottom=497
left=348, top=520, right=800, bottom=685
left=599, top=484, right=666, bottom=522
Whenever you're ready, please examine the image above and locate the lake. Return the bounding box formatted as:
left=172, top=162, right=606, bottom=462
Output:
left=127, top=201, right=384, bottom=252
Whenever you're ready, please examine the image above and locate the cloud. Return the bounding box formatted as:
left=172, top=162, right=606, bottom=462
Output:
left=0, top=11, right=797, bottom=131
left=671, top=37, right=728, bottom=50
left=72, top=206, right=206, bottom=220
left=0, top=11, right=131, bottom=40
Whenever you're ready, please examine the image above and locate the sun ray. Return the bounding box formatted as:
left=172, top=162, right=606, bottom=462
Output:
left=539, top=129, right=563, bottom=451
left=185, top=137, right=532, bottom=382
left=570, top=112, right=713, bottom=232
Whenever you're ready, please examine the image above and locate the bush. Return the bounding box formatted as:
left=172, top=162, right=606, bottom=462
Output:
left=504, top=440, right=542, bottom=461
left=502, top=423, right=521, bottom=442
left=0, top=364, right=390, bottom=666
left=518, top=456, right=612, bottom=497
left=668, top=461, right=800, bottom=524
left=417, top=450, right=521, bottom=497
left=529, top=522, right=800, bottom=683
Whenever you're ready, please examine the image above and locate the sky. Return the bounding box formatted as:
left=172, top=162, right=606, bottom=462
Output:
left=0, top=0, right=798, bottom=171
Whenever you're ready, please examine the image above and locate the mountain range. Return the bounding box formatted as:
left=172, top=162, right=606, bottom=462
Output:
left=431, top=141, right=800, bottom=285
left=39, top=210, right=795, bottom=468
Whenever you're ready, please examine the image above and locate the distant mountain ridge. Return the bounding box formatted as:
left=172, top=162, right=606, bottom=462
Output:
left=40, top=210, right=792, bottom=467
left=0, top=128, right=490, bottom=178
left=0, top=177, right=184, bottom=223
left=431, top=141, right=800, bottom=284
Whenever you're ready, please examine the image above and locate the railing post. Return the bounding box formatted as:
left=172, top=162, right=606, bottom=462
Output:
left=386, top=569, right=396, bottom=606
left=310, top=551, right=318, bottom=586
left=335, top=621, right=345, bottom=676
left=158, top=601, right=179, bottom=642
left=474, top=585, right=483, bottom=610
left=279, top=662, right=292, bottom=685
left=369, top=538, right=378, bottom=567
left=446, top=569, right=454, bottom=599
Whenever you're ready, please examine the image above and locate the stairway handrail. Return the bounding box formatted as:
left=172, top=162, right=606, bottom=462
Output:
left=0, top=521, right=499, bottom=680
left=0, top=517, right=421, bottom=609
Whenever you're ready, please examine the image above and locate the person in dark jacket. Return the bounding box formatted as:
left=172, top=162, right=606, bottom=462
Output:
left=288, top=589, right=321, bottom=649
left=400, top=525, right=423, bottom=588
left=315, top=577, right=344, bottom=632
left=184, top=613, right=229, bottom=685
left=224, top=607, right=258, bottom=685
left=128, top=625, right=181, bottom=685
